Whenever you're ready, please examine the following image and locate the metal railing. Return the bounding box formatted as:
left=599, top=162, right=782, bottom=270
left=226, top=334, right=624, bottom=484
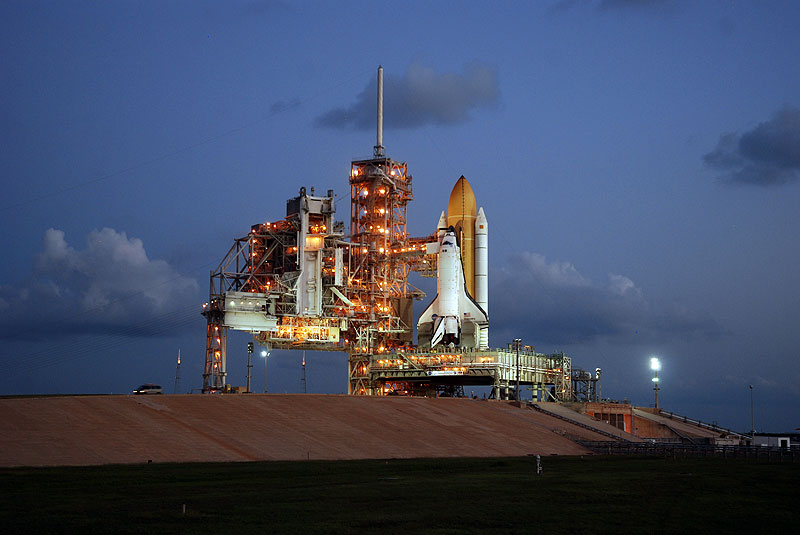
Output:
left=578, top=441, right=799, bottom=462
left=529, top=403, right=636, bottom=443
left=656, top=409, right=749, bottom=439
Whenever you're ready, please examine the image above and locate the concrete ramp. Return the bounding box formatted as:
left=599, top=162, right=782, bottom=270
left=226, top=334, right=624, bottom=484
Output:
left=632, top=409, right=726, bottom=439
left=504, top=405, right=640, bottom=442
left=532, top=402, right=643, bottom=441
left=1, top=395, right=595, bottom=467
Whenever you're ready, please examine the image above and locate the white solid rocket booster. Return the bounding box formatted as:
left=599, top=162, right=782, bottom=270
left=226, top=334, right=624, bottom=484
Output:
left=475, top=206, right=488, bottom=315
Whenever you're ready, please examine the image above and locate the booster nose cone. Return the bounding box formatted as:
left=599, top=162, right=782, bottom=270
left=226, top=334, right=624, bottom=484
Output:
left=476, top=206, right=487, bottom=230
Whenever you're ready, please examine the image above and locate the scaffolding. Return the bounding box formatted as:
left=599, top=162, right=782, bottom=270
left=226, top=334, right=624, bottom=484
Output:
left=346, top=156, right=426, bottom=394
left=572, top=367, right=601, bottom=402
left=202, top=188, right=348, bottom=392
left=200, top=66, right=593, bottom=399
left=365, top=347, right=574, bottom=401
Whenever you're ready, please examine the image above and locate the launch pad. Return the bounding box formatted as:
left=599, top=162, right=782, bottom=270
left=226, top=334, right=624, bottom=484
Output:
left=201, top=67, right=598, bottom=401
left=371, top=347, right=574, bottom=400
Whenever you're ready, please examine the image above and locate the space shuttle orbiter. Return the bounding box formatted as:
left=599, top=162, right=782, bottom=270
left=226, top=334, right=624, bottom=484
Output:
left=417, top=176, right=489, bottom=350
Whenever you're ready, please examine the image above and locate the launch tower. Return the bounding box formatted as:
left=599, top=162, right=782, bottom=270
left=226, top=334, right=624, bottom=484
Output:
left=201, top=66, right=579, bottom=401
left=345, top=66, right=435, bottom=394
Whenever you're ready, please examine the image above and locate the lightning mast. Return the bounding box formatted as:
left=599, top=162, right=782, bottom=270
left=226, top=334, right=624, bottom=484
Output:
left=346, top=65, right=426, bottom=394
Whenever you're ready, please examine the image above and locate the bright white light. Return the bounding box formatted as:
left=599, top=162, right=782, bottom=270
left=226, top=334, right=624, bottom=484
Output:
left=261, top=350, right=268, bottom=357
left=652, top=377, right=659, bottom=382
left=650, top=357, right=661, bottom=371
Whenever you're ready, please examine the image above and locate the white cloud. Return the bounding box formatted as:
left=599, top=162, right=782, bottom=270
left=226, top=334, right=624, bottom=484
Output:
left=608, top=273, right=640, bottom=296
left=0, top=228, right=199, bottom=339
left=490, top=252, right=724, bottom=345
left=517, top=252, right=590, bottom=288
left=315, top=62, right=500, bottom=130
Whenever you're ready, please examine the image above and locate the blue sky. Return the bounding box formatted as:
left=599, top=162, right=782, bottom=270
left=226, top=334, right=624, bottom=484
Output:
left=1, top=0, right=798, bottom=432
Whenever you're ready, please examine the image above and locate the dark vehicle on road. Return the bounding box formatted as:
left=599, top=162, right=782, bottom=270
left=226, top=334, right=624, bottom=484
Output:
left=133, top=384, right=163, bottom=395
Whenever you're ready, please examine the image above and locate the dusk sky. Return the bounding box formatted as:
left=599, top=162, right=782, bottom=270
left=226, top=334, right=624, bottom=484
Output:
left=2, top=1, right=798, bottom=432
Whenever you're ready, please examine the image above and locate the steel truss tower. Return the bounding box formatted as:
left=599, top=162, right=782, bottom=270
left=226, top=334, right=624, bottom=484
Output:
left=201, top=192, right=344, bottom=393
left=346, top=156, right=424, bottom=394
left=203, top=302, right=226, bottom=391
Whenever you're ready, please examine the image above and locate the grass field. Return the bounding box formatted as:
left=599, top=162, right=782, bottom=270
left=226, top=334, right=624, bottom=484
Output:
left=1, top=455, right=796, bottom=534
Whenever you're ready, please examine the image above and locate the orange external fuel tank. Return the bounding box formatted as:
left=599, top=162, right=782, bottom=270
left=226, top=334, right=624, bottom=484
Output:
left=447, top=176, right=478, bottom=298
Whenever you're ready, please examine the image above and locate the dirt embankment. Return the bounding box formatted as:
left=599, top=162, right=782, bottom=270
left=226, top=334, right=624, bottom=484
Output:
left=0, top=395, right=615, bottom=467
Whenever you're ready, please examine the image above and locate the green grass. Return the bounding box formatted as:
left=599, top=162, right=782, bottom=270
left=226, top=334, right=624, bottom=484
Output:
left=1, top=456, right=796, bottom=534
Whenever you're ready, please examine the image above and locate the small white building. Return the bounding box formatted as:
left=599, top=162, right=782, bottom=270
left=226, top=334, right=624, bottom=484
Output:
left=753, top=433, right=798, bottom=448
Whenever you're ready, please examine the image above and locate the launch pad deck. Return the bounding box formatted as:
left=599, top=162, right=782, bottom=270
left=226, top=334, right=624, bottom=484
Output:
left=371, top=347, right=573, bottom=400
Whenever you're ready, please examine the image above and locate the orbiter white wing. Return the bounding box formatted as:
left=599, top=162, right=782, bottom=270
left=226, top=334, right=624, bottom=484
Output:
left=417, top=293, right=439, bottom=326
left=459, top=291, right=488, bottom=324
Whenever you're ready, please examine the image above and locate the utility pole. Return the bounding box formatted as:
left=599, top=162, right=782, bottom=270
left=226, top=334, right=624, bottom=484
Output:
left=514, top=339, right=522, bottom=402
left=246, top=342, right=254, bottom=393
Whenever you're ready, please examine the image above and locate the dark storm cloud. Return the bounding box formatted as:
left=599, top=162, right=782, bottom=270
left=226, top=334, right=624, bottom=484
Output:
left=490, top=252, right=725, bottom=346
left=314, top=62, right=500, bottom=130
left=0, top=228, right=198, bottom=340
left=704, top=105, right=800, bottom=186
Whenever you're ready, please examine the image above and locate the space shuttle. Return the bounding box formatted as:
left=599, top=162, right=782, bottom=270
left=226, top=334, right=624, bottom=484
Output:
left=418, top=176, right=489, bottom=350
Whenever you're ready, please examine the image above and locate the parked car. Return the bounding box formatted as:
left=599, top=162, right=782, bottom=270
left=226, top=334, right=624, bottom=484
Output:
left=133, top=383, right=163, bottom=395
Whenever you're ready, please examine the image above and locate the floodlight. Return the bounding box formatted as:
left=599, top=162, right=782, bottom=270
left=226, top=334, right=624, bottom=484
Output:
left=649, top=357, right=661, bottom=409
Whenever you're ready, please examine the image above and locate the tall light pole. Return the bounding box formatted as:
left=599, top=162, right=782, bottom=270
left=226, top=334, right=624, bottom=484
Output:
left=261, top=349, right=270, bottom=394
left=514, top=339, right=522, bottom=402
left=173, top=349, right=182, bottom=394
left=749, top=384, right=755, bottom=440
left=246, top=342, right=254, bottom=393
left=301, top=351, right=307, bottom=394
left=650, top=357, right=661, bottom=409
